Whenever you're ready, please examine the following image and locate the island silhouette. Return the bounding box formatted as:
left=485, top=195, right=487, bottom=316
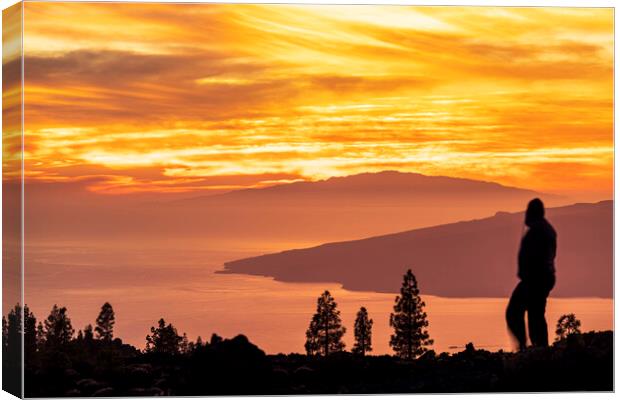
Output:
left=222, top=200, right=612, bottom=298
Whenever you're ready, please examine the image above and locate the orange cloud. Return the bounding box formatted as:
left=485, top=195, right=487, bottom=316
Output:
left=17, top=3, right=613, bottom=200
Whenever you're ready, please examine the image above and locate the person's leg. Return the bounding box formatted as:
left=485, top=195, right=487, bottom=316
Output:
left=506, top=281, right=528, bottom=350
left=527, top=282, right=551, bottom=347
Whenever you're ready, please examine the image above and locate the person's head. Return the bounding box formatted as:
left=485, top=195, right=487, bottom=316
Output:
left=525, top=198, right=545, bottom=227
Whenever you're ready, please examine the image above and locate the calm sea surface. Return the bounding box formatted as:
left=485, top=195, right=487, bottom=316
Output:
left=22, top=243, right=613, bottom=355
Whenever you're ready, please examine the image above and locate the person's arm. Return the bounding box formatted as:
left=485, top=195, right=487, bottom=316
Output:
left=550, top=229, right=557, bottom=262
left=544, top=226, right=557, bottom=274
left=517, top=233, right=529, bottom=280
left=518, top=229, right=539, bottom=280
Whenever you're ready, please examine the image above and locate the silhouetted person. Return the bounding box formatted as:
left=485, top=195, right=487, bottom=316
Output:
left=506, top=198, right=556, bottom=350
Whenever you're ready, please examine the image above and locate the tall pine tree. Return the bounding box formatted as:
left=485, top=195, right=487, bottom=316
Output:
left=84, top=324, right=95, bottom=342
left=2, top=316, right=8, bottom=353
left=5, top=305, right=22, bottom=363
left=352, top=306, right=373, bottom=356
left=23, top=305, right=37, bottom=357
left=35, top=322, right=45, bottom=349
left=4, top=305, right=22, bottom=397
left=44, top=304, right=74, bottom=347
left=305, top=290, right=346, bottom=356
left=389, top=269, right=433, bottom=360
left=95, top=302, right=115, bottom=341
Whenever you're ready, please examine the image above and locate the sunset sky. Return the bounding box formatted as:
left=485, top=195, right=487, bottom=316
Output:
left=19, top=4, right=613, bottom=200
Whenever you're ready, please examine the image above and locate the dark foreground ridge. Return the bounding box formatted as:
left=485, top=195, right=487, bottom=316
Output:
left=25, top=331, right=612, bottom=396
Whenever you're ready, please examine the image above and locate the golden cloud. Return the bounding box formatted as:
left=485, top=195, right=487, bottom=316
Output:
left=16, top=3, right=613, bottom=199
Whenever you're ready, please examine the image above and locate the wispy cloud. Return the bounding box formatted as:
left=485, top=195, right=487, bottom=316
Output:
left=20, top=3, right=613, bottom=198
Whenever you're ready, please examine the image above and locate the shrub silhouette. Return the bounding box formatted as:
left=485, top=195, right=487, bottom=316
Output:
left=555, top=313, right=581, bottom=341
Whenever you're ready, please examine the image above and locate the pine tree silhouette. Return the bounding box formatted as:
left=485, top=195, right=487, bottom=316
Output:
left=145, top=318, right=183, bottom=354
left=95, top=302, right=115, bottom=341
left=84, top=324, right=95, bottom=342
left=44, top=304, right=74, bottom=347
left=305, top=290, right=346, bottom=356
left=352, top=306, right=373, bottom=356
left=35, top=321, right=45, bottom=349
left=2, top=316, right=8, bottom=353
left=6, top=305, right=22, bottom=355
left=389, top=269, right=433, bottom=360
left=24, top=305, right=37, bottom=357
left=180, top=332, right=191, bottom=354
left=3, top=304, right=23, bottom=396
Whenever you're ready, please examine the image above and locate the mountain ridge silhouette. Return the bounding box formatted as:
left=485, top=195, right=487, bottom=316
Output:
left=222, top=200, right=612, bottom=298
left=171, top=170, right=563, bottom=204
left=23, top=170, right=570, bottom=244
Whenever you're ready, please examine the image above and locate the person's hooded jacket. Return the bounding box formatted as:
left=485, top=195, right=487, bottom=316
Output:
left=517, top=199, right=557, bottom=283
